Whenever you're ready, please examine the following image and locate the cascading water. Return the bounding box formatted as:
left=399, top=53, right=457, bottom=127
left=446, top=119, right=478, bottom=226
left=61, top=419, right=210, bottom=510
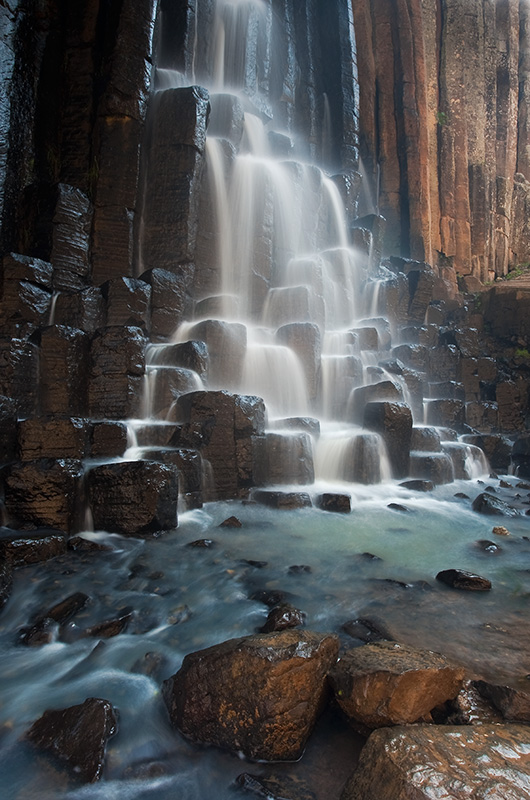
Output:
left=1, top=3, right=529, bottom=799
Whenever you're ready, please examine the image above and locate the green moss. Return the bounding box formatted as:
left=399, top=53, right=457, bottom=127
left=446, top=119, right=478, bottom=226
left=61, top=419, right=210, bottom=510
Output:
left=515, top=347, right=530, bottom=359
left=436, top=110, right=448, bottom=126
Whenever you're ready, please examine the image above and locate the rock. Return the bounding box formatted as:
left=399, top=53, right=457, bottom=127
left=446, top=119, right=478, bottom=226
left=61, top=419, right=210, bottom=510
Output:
left=149, top=339, right=208, bottom=377
left=140, top=269, right=192, bottom=340
left=19, top=618, right=58, bottom=647
left=162, top=630, right=339, bottom=761
left=410, top=426, right=442, bottom=452
left=317, top=493, right=351, bottom=513
left=260, top=604, right=306, bottom=633
left=350, top=381, right=404, bottom=423
left=409, top=452, right=454, bottom=484
left=187, top=320, right=247, bottom=387
left=256, top=431, right=315, bottom=486
left=436, top=569, right=492, bottom=591
left=343, top=433, right=384, bottom=484
left=341, top=618, right=392, bottom=644
left=25, top=697, right=118, bottom=782
left=82, top=612, right=133, bottom=639
left=68, top=536, right=113, bottom=553
left=425, top=398, right=465, bottom=428
left=89, top=326, right=146, bottom=419
left=87, top=461, right=178, bottom=535
left=329, top=641, right=464, bottom=729
left=186, top=538, right=215, bottom=548
left=275, top=417, right=321, bottom=437
left=50, top=184, right=92, bottom=291
left=0, top=528, right=67, bottom=566
left=90, top=421, right=128, bottom=458
left=276, top=323, right=322, bottom=401
left=235, top=773, right=317, bottom=800
left=39, top=326, right=89, bottom=416
left=492, top=526, right=510, bottom=536
left=363, top=402, right=412, bottom=479
left=142, top=447, right=203, bottom=510
left=219, top=516, right=242, bottom=528
left=101, top=277, right=151, bottom=330
left=0, top=394, right=17, bottom=463
left=44, top=592, right=90, bottom=625
left=340, top=724, right=530, bottom=800
left=473, top=540, right=502, bottom=554
left=472, top=492, right=520, bottom=517
left=0, top=559, right=12, bottom=611
left=473, top=680, right=530, bottom=722
left=0, top=338, right=39, bottom=417
left=17, top=418, right=88, bottom=460
left=398, top=480, right=434, bottom=492
left=387, top=503, right=410, bottom=513
left=5, top=460, right=83, bottom=533
left=288, top=565, right=312, bottom=575
left=461, top=433, right=513, bottom=472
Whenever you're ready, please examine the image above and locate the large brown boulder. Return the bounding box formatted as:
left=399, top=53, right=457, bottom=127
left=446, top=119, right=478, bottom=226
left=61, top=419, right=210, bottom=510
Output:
left=162, top=630, right=339, bottom=761
left=329, top=641, right=464, bottom=729
left=341, top=724, right=530, bottom=800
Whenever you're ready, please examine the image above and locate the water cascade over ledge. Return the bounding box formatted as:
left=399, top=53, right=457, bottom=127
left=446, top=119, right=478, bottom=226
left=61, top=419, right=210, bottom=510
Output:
left=1, top=1, right=530, bottom=798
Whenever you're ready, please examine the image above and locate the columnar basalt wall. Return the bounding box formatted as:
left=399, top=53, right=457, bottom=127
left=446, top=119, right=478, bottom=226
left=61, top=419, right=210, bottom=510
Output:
left=352, top=0, right=530, bottom=282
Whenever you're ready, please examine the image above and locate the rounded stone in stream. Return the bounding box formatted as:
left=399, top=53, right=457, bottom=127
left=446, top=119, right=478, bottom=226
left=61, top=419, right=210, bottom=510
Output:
left=250, top=590, right=288, bottom=607
left=317, top=493, right=351, bottom=513
left=162, top=629, right=339, bottom=761
left=399, top=480, right=434, bottom=492
left=473, top=539, right=502, bottom=554
left=219, top=516, right=242, bottom=528
left=186, top=538, right=215, bottom=548
left=436, top=569, right=492, bottom=591
left=25, top=697, right=118, bottom=782
left=387, top=503, right=410, bottom=513
left=260, top=603, right=306, bottom=633
left=472, top=492, right=520, bottom=516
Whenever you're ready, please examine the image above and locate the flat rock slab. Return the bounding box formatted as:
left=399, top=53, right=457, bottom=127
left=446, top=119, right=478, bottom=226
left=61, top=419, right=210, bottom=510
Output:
left=341, top=724, right=530, bottom=800
left=329, top=641, right=464, bottom=728
left=162, top=629, right=339, bottom=761
left=25, top=697, right=118, bottom=782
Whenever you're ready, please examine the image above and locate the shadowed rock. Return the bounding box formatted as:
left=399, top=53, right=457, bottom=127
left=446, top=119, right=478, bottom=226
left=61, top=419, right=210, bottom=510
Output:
left=25, top=697, right=118, bottom=782
left=472, top=492, right=519, bottom=517
left=329, top=641, right=464, bottom=729
left=363, top=402, right=412, bottom=479
left=18, top=418, right=88, bottom=460
left=0, top=560, right=12, bottom=611
left=253, top=491, right=312, bottom=510
left=0, top=339, right=37, bottom=416
left=260, top=604, right=306, bottom=633
left=340, top=724, right=530, bottom=800
left=317, top=493, right=351, bottom=513
left=162, top=630, right=339, bottom=761
left=0, top=528, right=67, bottom=566
left=473, top=680, right=530, bottom=722
left=5, top=460, right=83, bottom=533
left=236, top=773, right=316, bottom=800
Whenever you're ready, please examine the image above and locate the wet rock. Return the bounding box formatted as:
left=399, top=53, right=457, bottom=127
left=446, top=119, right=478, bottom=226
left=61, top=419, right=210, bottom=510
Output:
left=473, top=680, right=530, bottom=722
left=387, top=503, right=410, bottom=513
left=208, top=93, right=245, bottom=146
left=187, top=320, right=246, bottom=387
left=257, top=432, right=315, bottom=485
left=40, top=326, right=89, bottom=416
left=436, top=569, right=492, bottom=591
left=139, top=269, right=190, bottom=340
left=260, top=604, right=306, bottom=633
left=54, top=288, right=104, bottom=334
left=276, top=322, right=321, bottom=400
left=149, top=340, right=208, bottom=378
left=250, top=590, right=289, bottom=607
left=340, top=724, right=530, bottom=800
left=5, top=460, right=83, bottom=533
left=0, top=394, right=17, bottom=463
left=317, top=493, right=351, bottom=513
left=0, top=528, right=67, bottom=566
left=147, top=367, right=202, bottom=420
left=50, top=184, right=92, bottom=291
left=19, top=617, right=58, bottom=647
left=89, top=326, right=146, bottom=419
left=343, top=433, right=384, bottom=484
left=142, top=447, right=203, bottom=510
left=18, top=418, right=88, bottom=460
left=461, top=433, right=513, bottom=472
left=253, top=491, right=312, bottom=510
left=219, top=516, right=242, bottom=528
left=87, top=461, right=178, bottom=535
left=89, top=421, right=128, bottom=459
left=46, top=592, right=91, bottom=625
left=187, top=539, right=215, bottom=548
left=512, top=432, right=530, bottom=479
left=68, top=537, right=113, bottom=553
left=472, top=492, right=520, bottom=517
left=2, top=253, right=53, bottom=289
left=176, top=391, right=265, bottom=500
left=288, top=565, right=312, bottom=575
left=425, top=398, right=465, bottom=428
left=363, top=402, right=412, bottom=479
left=0, top=559, right=12, bottom=611
left=329, top=641, right=464, bottom=729
left=350, top=381, right=403, bottom=423
left=391, top=344, right=428, bottom=371
left=275, top=417, right=320, bottom=437
left=398, top=480, right=434, bottom=492
left=410, top=426, right=441, bottom=452
left=0, top=276, right=51, bottom=333
left=162, top=629, right=339, bottom=761
left=25, top=697, right=118, bottom=782
left=101, top=277, right=151, bottom=331
left=409, top=452, right=454, bottom=484
left=235, top=773, right=317, bottom=800
left=473, top=540, right=502, bottom=554
left=131, top=651, right=168, bottom=681
left=341, top=618, right=392, bottom=644
left=492, top=526, right=510, bottom=536
left=82, top=612, right=133, bottom=639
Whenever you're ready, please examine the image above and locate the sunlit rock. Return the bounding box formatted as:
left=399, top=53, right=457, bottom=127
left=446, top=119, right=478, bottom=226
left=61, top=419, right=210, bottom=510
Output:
left=340, top=724, right=530, bottom=800
left=25, top=698, right=118, bottom=783
left=162, top=630, right=339, bottom=761
left=425, top=398, right=465, bottom=428
left=329, top=641, right=465, bottom=729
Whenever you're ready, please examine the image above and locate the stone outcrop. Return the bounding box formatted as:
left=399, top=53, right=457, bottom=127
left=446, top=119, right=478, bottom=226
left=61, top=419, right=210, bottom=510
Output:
left=329, top=641, right=465, bottom=728
left=162, top=629, right=339, bottom=761
left=25, top=698, right=118, bottom=783
left=341, top=724, right=530, bottom=800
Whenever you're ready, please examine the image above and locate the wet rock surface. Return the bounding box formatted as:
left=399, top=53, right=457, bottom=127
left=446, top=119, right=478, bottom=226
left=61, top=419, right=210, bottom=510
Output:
left=25, top=697, right=118, bottom=783
left=162, top=630, right=339, bottom=761
left=341, top=724, right=530, bottom=800
left=329, top=641, right=465, bottom=728
left=436, top=569, right=492, bottom=591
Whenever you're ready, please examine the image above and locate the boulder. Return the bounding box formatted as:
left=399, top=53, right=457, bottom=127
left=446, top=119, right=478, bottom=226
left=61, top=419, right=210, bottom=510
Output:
left=253, top=491, right=312, bottom=510
left=473, top=680, right=530, bottom=722
left=140, top=268, right=191, bottom=339
left=0, top=559, right=12, bottom=610
left=149, top=339, right=208, bottom=378
left=410, top=426, right=441, bottom=452
left=329, top=641, right=464, bottom=729
left=399, top=479, right=434, bottom=492
left=436, top=569, right=492, bottom=591
left=256, top=432, right=315, bottom=486
left=162, top=630, right=339, bottom=761
left=260, top=604, right=306, bottom=633
left=349, top=381, right=403, bottom=423
left=17, top=417, right=88, bottom=460
left=0, top=528, right=67, bottom=566
left=87, top=461, right=178, bottom=535
left=472, top=492, right=520, bottom=517
left=25, top=697, right=118, bottom=783
left=340, top=724, right=530, bottom=800
left=317, top=493, right=351, bottom=513
left=101, top=277, right=151, bottom=330
left=363, top=402, right=412, bottom=479
left=54, top=288, right=104, bottom=334
left=5, top=460, right=83, bottom=532
left=142, top=447, right=203, bottom=509
left=409, top=452, right=454, bottom=484
left=276, top=322, right=321, bottom=400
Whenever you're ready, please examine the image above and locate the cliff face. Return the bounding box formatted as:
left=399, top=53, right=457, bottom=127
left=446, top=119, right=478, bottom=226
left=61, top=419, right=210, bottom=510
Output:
left=352, top=0, right=530, bottom=281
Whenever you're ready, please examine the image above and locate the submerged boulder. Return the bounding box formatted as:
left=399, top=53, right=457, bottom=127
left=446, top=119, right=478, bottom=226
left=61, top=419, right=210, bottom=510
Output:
left=329, top=641, right=464, bottom=728
left=162, top=629, right=339, bottom=761
left=340, top=724, right=530, bottom=800
left=25, top=697, right=118, bottom=782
